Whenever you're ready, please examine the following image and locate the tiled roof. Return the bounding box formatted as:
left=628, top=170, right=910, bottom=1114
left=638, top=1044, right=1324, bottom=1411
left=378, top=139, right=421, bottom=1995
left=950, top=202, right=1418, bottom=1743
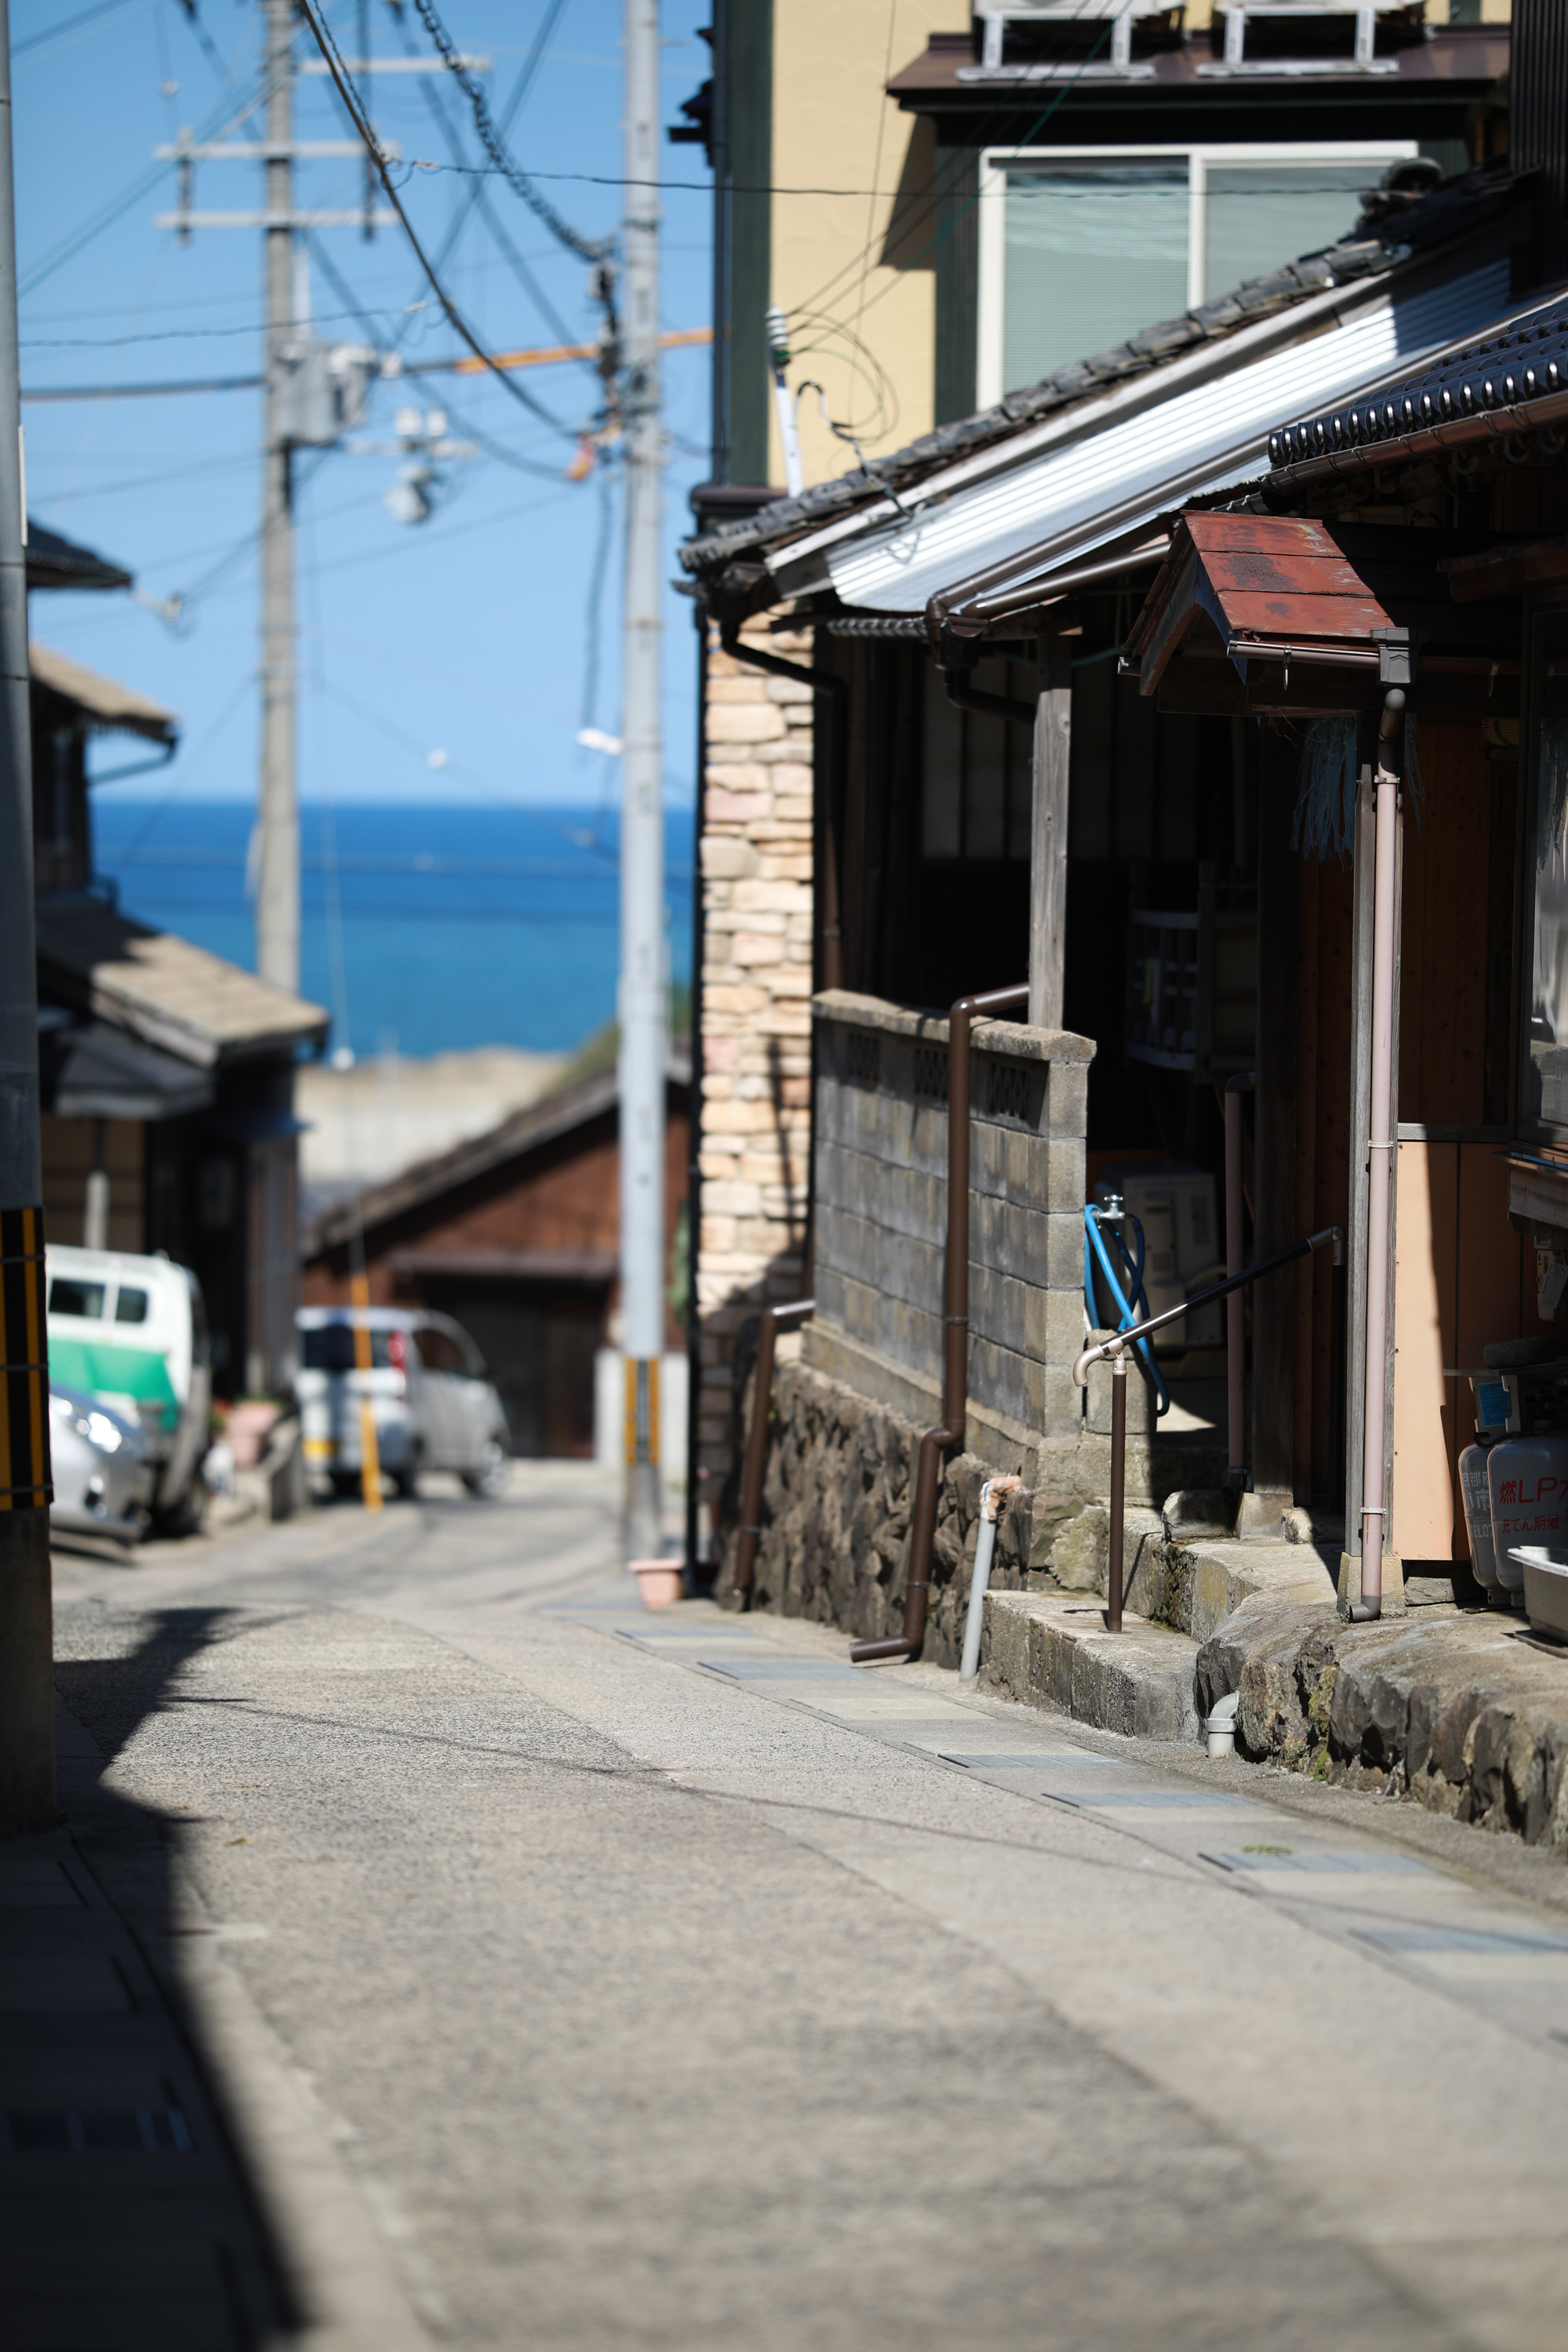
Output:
left=34, top=896, right=328, bottom=1069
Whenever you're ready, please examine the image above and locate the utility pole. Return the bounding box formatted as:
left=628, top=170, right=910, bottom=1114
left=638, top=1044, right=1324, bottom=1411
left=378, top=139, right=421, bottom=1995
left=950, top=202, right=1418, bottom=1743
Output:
left=259, top=0, right=298, bottom=994
left=619, top=0, right=666, bottom=1562
left=156, top=13, right=471, bottom=993
left=0, top=0, right=56, bottom=1835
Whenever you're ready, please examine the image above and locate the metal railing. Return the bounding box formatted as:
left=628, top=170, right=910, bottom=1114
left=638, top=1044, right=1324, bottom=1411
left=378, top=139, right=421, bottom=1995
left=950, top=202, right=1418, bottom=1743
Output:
left=1073, top=1224, right=1345, bottom=1632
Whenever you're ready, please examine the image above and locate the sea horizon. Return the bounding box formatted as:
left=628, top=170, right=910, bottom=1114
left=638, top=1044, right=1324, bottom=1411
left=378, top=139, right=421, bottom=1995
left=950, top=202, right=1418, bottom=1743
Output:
left=91, top=799, right=696, bottom=1061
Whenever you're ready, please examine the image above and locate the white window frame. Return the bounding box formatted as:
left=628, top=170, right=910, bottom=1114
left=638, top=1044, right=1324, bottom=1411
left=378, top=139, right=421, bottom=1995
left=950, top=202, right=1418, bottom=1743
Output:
left=975, top=139, right=1417, bottom=409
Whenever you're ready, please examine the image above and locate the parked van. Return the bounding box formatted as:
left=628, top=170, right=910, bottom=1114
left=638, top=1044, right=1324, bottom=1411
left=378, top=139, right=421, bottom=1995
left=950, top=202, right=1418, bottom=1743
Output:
left=296, top=1306, right=509, bottom=1498
left=45, top=1243, right=212, bottom=1530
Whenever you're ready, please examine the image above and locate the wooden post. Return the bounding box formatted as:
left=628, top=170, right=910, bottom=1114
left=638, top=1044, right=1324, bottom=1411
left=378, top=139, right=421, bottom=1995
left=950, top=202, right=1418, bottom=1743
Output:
left=1029, top=636, right=1071, bottom=1030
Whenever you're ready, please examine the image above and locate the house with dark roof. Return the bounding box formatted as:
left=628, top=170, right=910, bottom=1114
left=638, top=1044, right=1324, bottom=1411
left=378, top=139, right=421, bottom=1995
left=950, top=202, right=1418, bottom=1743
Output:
left=301, top=1060, right=691, bottom=1461
left=31, top=520, right=328, bottom=1401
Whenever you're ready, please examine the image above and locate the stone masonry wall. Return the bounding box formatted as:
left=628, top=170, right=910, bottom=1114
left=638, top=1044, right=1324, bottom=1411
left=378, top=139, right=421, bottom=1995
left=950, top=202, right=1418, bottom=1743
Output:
left=732, top=1357, right=1118, bottom=1653
left=694, top=613, right=815, bottom=1533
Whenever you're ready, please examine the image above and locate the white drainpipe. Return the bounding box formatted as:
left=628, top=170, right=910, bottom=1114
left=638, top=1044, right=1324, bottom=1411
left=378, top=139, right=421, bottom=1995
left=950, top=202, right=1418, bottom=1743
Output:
left=1347, top=687, right=1404, bottom=1624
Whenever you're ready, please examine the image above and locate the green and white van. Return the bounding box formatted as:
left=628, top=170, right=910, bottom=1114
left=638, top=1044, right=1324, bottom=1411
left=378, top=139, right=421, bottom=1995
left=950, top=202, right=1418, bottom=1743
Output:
left=46, top=1243, right=212, bottom=1528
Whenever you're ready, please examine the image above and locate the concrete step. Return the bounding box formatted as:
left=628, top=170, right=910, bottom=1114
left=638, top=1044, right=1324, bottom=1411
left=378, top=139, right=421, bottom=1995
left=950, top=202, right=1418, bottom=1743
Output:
left=979, top=1589, right=1202, bottom=1744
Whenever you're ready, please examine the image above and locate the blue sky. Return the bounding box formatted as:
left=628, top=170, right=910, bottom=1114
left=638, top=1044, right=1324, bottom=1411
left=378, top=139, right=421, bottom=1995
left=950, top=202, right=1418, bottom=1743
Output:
left=14, top=0, right=714, bottom=809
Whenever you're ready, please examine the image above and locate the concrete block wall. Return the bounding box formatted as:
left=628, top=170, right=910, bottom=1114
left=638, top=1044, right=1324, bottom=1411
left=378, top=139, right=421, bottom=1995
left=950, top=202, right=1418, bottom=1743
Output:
left=810, top=992, right=1094, bottom=1461
left=693, top=614, right=816, bottom=1525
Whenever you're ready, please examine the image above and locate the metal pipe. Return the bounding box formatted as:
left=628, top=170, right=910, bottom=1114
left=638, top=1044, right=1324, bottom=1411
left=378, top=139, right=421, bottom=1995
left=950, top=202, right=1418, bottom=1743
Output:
left=1224, top=1072, right=1254, bottom=1489
left=1345, top=689, right=1404, bottom=1623
left=941, top=670, right=1036, bottom=729
left=1329, top=1228, right=1348, bottom=1516
left=959, top=1472, right=1022, bottom=1681
left=851, top=982, right=1029, bottom=1664
left=719, top=622, right=847, bottom=990
left=1107, top=1358, right=1127, bottom=1632
left=1075, top=1224, right=1345, bottom=1631
left=731, top=1297, right=815, bottom=1602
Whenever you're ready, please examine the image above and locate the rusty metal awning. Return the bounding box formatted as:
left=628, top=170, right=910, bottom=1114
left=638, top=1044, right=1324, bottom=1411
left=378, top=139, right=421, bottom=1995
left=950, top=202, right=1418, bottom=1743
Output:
left=1124, top=510, right=1520, bottom=709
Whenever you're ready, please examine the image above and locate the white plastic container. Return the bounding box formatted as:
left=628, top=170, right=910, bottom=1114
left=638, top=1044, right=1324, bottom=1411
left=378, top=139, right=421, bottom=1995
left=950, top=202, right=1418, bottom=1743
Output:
left=1509, top=1547, right=1568, bottom=1641
left=1458, top=1440, right=1500, bottom=1591
left=1486, top=1432, right=1568, bottom=1597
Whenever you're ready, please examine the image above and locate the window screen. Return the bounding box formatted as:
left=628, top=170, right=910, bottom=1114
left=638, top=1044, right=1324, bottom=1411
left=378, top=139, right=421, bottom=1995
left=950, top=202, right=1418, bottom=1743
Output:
left=1003, top=161, right=1189, bottom=395
left=1204, top=161, right=1375, bottom=304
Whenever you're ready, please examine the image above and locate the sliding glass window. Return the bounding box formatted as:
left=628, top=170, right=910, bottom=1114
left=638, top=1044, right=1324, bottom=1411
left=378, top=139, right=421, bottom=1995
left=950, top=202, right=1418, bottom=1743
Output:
left=978, top=143, right=1415, bottom=408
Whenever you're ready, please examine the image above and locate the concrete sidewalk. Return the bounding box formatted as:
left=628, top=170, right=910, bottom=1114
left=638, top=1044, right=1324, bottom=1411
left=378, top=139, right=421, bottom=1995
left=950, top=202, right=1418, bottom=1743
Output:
left=27, top=1465, right=1568, bottom=2350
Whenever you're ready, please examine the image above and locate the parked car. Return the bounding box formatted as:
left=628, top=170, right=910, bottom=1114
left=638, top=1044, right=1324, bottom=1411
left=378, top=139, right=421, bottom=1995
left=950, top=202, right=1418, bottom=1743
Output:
left=45, top=1244, right=212, bottom=1532
left=296, top=1306, right=510, bottom=1498
left=49, top=1385, right=155, bottom=1547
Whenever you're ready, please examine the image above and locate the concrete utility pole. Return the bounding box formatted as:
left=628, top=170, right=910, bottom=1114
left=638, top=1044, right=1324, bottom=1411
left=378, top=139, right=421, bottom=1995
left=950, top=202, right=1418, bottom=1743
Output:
left=259, top=0, right=299, bottom=994
left=619, top=0, right=666, bottom=1561
left=0, top=0, right=56, bottom=1835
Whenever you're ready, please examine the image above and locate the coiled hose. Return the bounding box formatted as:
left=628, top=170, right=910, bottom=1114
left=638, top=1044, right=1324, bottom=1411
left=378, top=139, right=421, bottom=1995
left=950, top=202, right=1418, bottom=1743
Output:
left=1083, top=1204, right=1170, bottom=1417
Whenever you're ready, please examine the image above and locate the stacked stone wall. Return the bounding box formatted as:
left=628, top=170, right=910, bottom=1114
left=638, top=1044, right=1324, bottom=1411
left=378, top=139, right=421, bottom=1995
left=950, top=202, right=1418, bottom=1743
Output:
left=694, top=615, right=816, bottom=1530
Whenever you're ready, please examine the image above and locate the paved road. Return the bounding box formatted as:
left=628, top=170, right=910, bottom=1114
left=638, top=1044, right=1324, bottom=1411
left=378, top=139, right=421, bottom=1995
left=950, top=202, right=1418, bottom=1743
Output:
left=29, top=1467, right=1568, bottom=2350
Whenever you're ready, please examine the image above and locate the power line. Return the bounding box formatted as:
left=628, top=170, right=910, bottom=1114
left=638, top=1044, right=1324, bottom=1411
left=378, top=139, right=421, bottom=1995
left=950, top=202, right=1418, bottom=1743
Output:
left=296, top=1, right=593, bottom=430
left=13, top=0, right=145, bottom=62
left=409, top=0, right=611, bottom=266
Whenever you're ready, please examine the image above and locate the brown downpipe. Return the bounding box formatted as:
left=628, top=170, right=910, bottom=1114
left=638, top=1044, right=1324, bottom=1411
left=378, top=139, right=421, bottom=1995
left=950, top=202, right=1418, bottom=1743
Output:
left=718, top=621, right=847, bottom=990
left=941, top=670, right=1037, bottom=729
left=851, top=982, right=1029, bottom=1664
left=732, top=1297, right=815, bottom=1606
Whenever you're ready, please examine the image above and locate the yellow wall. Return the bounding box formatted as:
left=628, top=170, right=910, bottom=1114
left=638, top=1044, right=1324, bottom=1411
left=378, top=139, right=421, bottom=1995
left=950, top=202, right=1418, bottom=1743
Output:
left=764, top=2, right=1508, bottom=491
left=768, top=4, right=968, bottom=488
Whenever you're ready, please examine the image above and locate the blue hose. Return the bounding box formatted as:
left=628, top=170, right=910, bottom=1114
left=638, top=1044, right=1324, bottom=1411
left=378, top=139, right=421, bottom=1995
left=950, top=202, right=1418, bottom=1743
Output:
left=1083, top=1204, right=1171, bottom=1417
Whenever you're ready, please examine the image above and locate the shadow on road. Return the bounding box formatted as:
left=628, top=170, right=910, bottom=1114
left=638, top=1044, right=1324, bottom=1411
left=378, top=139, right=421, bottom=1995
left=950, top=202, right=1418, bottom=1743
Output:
left=2, top=1607, right=304, bottom=2350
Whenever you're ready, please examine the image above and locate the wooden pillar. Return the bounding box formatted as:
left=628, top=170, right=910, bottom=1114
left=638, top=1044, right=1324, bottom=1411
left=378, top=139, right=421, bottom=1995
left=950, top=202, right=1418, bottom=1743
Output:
left=1250, top=731, right=1300, bottom=1510
left=1029, top=636, right=1071, bottom=1029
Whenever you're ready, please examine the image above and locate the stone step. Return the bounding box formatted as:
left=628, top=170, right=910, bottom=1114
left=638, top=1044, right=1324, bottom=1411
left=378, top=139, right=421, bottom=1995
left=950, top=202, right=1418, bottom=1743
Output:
left=979, top=1588, right=1202, bottom=1744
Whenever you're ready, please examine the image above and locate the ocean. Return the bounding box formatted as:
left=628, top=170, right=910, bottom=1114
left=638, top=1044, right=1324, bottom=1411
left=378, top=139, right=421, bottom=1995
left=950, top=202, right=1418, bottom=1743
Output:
left=91, top=800, right=695, bottom=1059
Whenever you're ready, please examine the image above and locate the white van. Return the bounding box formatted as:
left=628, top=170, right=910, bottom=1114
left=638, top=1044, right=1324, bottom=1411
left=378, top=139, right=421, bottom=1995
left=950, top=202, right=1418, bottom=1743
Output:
left=296, top=1306, right=509, bottom=1498
left=45, top=1243, right=212, bottom=1530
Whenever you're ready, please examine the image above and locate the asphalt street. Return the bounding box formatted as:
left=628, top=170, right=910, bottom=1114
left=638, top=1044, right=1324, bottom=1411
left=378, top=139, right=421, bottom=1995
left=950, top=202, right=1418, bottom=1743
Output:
left=27, top=1465, right=1568, bottom=2351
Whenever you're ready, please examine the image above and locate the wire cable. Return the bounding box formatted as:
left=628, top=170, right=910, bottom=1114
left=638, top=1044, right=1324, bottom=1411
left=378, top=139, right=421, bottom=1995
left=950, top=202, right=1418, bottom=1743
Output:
left=408, top=0, right=611, bottom=265
left=296, top=1, right=596, bottom=428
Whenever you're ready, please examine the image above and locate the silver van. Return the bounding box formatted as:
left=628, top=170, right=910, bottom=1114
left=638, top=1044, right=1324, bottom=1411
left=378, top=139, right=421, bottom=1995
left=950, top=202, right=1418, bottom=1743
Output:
left=296, top=1306, right=509, bottom=1498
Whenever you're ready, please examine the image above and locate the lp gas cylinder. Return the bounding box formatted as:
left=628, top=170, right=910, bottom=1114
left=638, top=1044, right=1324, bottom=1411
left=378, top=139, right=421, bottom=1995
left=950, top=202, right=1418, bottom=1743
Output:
left=1486, top=1432, right=1568, bottom=1595
left=1459, top=1441, right=1500, bottom=1591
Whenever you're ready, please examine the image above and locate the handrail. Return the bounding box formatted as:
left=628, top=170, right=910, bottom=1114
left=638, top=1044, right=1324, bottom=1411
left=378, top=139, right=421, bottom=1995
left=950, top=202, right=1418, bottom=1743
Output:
left=1073, top=1223, right=1345, bottom=1633
left=731, top=1298, right=815, bottom=1605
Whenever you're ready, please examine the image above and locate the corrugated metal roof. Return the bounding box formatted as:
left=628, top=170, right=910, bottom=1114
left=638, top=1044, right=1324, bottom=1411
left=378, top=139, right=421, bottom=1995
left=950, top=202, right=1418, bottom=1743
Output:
left=681, top=162, right=1531, bottom=590
left=818, top=258, right=1512, bottom=613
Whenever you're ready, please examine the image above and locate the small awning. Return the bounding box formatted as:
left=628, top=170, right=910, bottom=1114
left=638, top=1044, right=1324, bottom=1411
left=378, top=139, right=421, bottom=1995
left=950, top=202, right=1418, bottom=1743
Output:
left=1125, top=510, right=1521, bottom=710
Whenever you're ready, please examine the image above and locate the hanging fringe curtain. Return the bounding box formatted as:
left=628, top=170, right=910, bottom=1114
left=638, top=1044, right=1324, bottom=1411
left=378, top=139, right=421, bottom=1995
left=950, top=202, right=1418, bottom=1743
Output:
left=1293, top=710, right=1428, bottom=863
left=1292, top=717, right=1356, bottom=862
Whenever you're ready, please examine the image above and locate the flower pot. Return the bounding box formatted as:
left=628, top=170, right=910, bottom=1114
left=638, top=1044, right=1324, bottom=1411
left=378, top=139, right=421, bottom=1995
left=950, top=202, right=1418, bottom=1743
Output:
left=630, top=1558, right=685, bottom=1610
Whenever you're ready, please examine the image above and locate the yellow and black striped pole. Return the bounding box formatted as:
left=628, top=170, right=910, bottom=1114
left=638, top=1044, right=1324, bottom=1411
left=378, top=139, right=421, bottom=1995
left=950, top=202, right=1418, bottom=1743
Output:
left=0, top=0, right=57, bottom=1833
left=0, top=1207, right=50, bottom=1516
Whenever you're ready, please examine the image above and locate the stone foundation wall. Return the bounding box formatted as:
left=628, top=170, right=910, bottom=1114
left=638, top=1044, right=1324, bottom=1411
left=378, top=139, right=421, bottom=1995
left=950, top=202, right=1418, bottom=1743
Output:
left=728, top=1358, right=1116, bottom=1657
